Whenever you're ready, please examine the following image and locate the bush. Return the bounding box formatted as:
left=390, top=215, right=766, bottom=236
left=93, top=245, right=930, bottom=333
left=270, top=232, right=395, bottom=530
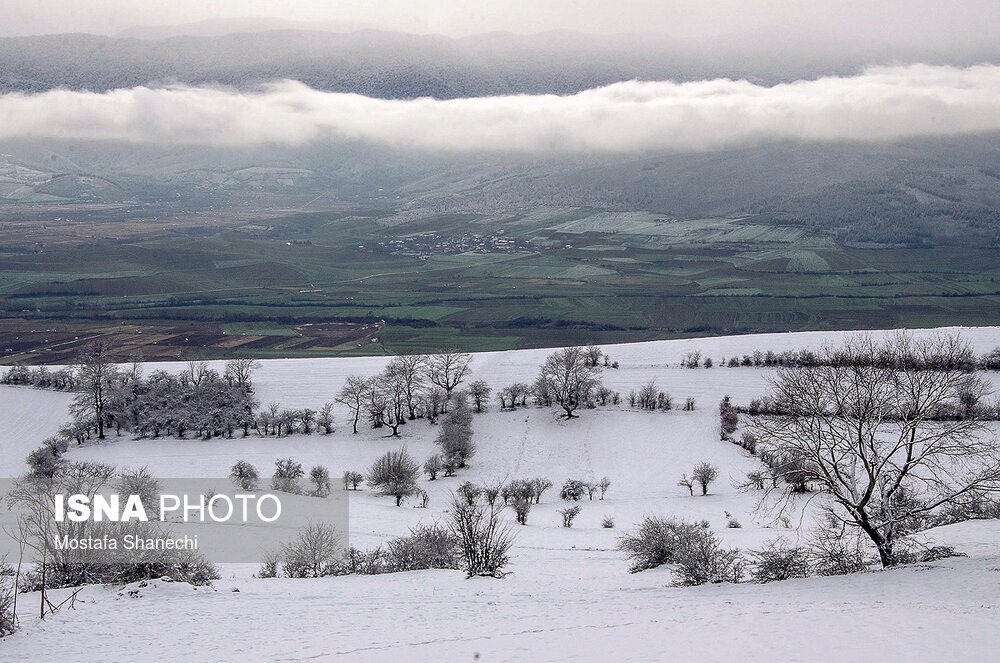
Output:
left=724, top=511, right=741, bottom=528
left=309, top=465, right=331, bottom=497
left=449, top=497, right=514, bottom=578
left=601, top=515, right=616, bottom=529
left=271, top=458, right=305, bottom=494
left=619, top=515, right=742, bottom=584
left=281, top=522, right=343, bottom=578
left=229, top=460, right=259, bottom=491
left=117, top=466, right=161, bottom=516
left=560, top=479, right=587, bottom=501
left=457, top=481, right=482, bottom=506
left=257, top=550, right=280, bottom=579
left=619, top=516, right=700, bottom=573
left=808, top=525, right=868, bottom=576
left=560, top=505, right=581, bottom=527
left=0, top=570, right=14, bottom=638
left=423, top=454, right=443, bottom=480
left=512, top=497, right=532, bottom=525
left=385, top=523, right=461, bottom=572
left=342, top=470, right=364, bottom=490
left=671, top=527, right=744, bottom=586
left=749, top=541, right=810, bottom=583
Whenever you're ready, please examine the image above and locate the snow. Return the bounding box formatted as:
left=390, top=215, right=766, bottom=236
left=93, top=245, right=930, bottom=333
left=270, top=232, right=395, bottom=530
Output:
left=2, top=326, right=1000, bottom=660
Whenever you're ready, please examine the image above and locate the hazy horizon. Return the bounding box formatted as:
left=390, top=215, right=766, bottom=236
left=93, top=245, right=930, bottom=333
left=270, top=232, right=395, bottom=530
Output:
left=2, top=0, right=998, bottom=53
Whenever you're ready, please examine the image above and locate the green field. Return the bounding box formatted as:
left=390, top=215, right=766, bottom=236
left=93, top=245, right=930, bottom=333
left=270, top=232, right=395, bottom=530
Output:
left=3, top=208, right=1000, bottom=360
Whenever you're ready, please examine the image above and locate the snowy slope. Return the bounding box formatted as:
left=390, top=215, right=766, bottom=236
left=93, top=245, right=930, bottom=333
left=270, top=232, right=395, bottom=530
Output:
left=2, top=326, right=999, bottom=661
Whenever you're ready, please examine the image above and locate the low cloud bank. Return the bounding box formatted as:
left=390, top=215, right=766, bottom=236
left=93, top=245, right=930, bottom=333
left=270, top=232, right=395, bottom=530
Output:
left=2, top=65, right=999, bottom=152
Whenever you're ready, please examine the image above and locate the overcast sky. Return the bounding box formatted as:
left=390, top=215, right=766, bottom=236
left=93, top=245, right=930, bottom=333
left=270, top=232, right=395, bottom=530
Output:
left=1, top=0, right=999, bottom=46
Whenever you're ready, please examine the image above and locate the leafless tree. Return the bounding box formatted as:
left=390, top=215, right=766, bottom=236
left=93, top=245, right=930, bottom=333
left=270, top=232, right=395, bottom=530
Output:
left=537, top=347, right=603, bottom=418
left=747, top=332, right=1000, bottom=567
left=692, top=462, right=719, bottom=495
left=367, top=448, right=420, bottom=506
left=375, top=362, right=409, bottom=436
left=281, top=522, right=343, bottom=578
left=71, top=341, right=118, bottom=439
left=224, top=358, right=260, bottom=388
left=468, top=380, right=492, bottom=413
left=428, top=348, right=472, bottom=399
left=336, top=375, right=368, bottom=434
left=584, top=344, right=604, bottom=367
left=391, top=354, right=427, bottom=419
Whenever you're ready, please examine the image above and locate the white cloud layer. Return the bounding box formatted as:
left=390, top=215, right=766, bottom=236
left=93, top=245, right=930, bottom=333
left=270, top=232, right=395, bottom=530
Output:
left=2, top=65, right=1000, bottom=153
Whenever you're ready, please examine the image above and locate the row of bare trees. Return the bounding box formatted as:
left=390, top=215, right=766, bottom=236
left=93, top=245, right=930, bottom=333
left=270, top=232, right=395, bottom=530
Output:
left=335, top=349, right=472, bottom=435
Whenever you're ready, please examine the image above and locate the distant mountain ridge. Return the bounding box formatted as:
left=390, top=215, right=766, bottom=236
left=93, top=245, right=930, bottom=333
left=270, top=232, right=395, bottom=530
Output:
left=2, top=28, right=998, bottom=99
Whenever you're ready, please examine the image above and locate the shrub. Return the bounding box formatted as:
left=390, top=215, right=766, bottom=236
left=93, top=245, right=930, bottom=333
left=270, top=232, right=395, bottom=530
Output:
left=619, top=516, right=698, bottom=573
left=367, top=448, right=421, bottom=506
left=386, top=523, right=461, bottom=572
left=749, top=541, right=810, bottom=583
left=423, top=454, right=443, bottom=480
left=26, top=435, right=69, bottom=478
left=457, top=481, right=482, bottom=506
left=692, top=462, right=719, bottom=495
left=560, top=505, right=582, bottom=527
left=671, top=528, right=744, bottom=586
left=271, top=458, right=304, bottom=494
left=724, top=511, right=741, bottom=528
left=597, top=477, right=611, bottom=500
left=342, top=470, right=364, bottom=490
left=436, top=398, right=476, bottom=470
left=601, top=515, right=616, bottom=529
left=482, top=482, right=502, bottom=506
left=808, top=525, right=868, bottom=576
left=0, top=569, right=14, bottom=638
left=512, top=497, right=532, bottom=525
left=503, top=479, right=533, bottom=505
left=309, top=465, right=331, bottom=497
left=117, top=466, right=161, bottom=517
left=560, top=479, right=587, bottom=502
left=281, top=522, right=343, bottom=578
left=257, top=550, right=280, bottom=579
left=449, top=496, right=514, bottom=578
left=230, top=460, right=259, bottom=491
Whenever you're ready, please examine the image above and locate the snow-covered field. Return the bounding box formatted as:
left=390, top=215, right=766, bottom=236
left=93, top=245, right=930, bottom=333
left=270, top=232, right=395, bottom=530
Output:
left=2, top=326, right=1000, bottom=661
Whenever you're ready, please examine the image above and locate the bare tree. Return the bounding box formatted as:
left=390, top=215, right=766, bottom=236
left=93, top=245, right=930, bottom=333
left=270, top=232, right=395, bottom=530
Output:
left=317, top=402, right=335, bottom=434
left=281, top=522, right=343, bottom=578
left=468, top=380, right=492, bottom=413
left=747, top=332, right=1000, bottom=567
left=584, top=344, right=604, bottom=367
left=72, top=341, right=118, bottom=439
left=391, top=354, right=427, bottom=419
left=375, top=362, right=408, bottom=436
left=224, top=358, right=260, bottom=388
left=367, top=448, right=421, bottom=506
left=692, top=462, right=719, bottom=495
left=336, top=375, right=368, bottom=434
left=428, top=348, right=472, bottom=399
left=537, top=347, right=603, bottom=418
